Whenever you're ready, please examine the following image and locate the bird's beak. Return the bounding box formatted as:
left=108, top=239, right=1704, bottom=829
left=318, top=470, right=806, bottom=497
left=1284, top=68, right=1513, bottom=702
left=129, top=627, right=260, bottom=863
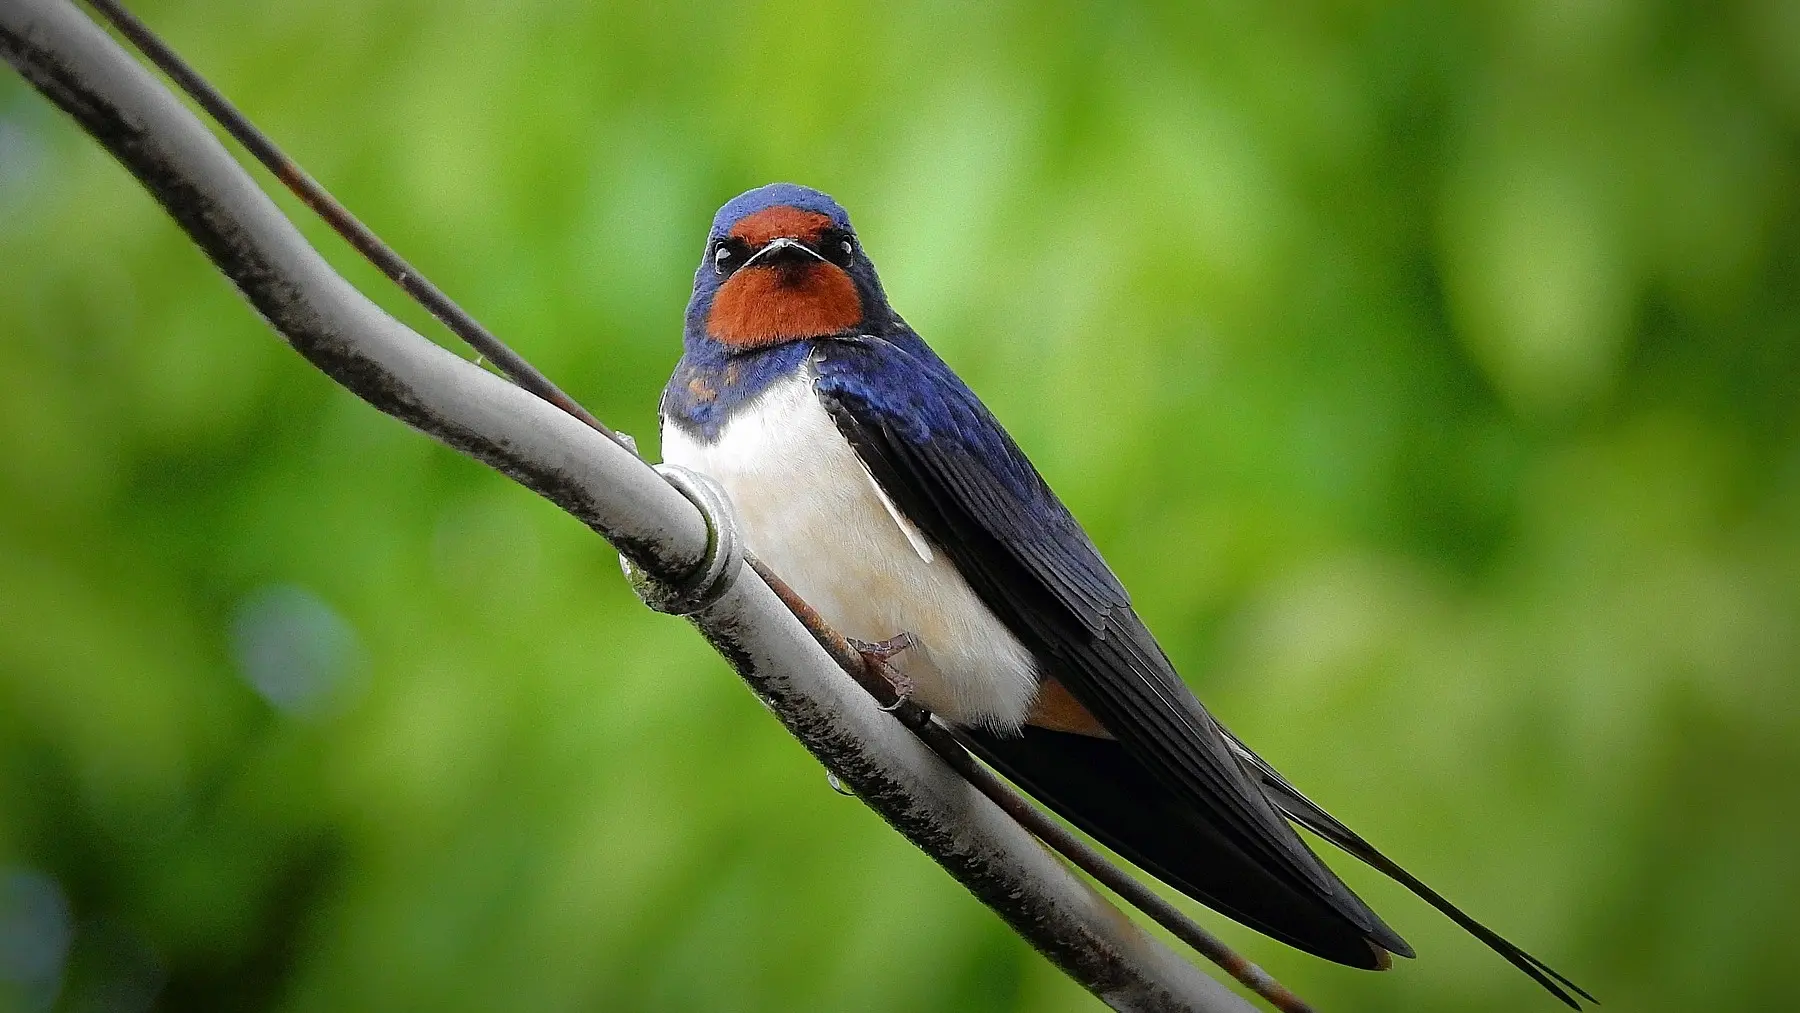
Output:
left=743, top=235, right=827, bottom=268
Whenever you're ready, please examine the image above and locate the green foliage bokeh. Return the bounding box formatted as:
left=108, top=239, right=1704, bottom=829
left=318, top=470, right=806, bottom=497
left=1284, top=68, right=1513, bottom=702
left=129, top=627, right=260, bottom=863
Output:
left=2, top=1, right=1797, bottom=1010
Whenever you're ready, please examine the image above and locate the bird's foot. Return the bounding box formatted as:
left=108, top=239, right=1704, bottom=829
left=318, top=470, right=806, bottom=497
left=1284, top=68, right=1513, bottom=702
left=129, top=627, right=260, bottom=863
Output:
left=847, top=632, right=916, bottom=662
left=848, top=632, right=918, bottom=711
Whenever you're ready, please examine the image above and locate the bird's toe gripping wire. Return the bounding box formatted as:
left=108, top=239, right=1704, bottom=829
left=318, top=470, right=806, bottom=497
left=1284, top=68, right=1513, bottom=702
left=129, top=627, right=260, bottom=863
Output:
left=848, top=633, right=919, bottom=711
left=621, top=464, right=745, bottom=616
left=848, top=631, right=916, bottom=662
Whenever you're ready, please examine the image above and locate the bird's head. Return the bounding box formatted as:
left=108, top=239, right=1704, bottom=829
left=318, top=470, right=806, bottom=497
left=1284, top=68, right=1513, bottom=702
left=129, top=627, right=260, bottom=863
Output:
left=686, top=183, right=887, bottom=349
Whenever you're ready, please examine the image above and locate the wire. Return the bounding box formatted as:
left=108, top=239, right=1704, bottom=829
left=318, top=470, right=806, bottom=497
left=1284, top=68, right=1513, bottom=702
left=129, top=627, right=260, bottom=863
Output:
left=82, top=0, right=632, bottom=454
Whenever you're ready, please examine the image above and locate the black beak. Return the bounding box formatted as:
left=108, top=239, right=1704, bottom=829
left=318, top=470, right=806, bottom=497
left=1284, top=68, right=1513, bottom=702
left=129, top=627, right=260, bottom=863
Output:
left=744, top=236, right=826, bottom=269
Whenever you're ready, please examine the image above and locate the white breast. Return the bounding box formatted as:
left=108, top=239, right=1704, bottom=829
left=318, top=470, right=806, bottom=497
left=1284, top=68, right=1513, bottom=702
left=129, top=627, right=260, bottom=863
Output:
left=660, top=369, right=1041, bottom=730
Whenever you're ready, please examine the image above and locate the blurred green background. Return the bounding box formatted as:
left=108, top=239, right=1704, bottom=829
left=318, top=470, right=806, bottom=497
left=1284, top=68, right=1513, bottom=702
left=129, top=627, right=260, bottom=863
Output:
left=2, top=1, right=1797, bottom=1010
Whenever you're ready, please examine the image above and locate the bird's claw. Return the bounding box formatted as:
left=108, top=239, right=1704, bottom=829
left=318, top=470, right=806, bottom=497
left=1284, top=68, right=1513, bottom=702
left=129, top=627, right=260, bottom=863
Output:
left=848, top=632, right=918, bottom=711
left=848, top=631, right=916, bottom=662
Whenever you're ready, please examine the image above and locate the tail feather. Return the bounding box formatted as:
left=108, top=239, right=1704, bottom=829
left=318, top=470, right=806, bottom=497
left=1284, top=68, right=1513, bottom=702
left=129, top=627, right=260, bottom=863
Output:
left=1220, top=728, right=1596, bottom=1009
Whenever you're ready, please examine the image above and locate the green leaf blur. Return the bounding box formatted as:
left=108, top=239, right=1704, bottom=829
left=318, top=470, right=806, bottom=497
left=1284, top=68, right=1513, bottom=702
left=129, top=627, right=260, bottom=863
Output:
left=1, top=1, right=1796, bottom=1010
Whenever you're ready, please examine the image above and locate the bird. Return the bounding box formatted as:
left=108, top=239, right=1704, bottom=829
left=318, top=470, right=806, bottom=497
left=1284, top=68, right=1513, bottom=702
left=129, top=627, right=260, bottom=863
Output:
left=659, top=182, right=1592, bottom=1007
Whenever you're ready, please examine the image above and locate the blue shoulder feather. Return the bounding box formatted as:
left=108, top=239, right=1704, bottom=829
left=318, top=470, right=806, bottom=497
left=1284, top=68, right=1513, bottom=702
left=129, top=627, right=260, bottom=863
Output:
left=811, top=331, right=1131, bottom=633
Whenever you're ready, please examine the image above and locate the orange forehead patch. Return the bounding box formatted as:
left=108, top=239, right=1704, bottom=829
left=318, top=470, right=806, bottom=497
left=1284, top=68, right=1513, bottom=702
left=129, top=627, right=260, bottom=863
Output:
left=728, top=206, right=834, bottom=247
left=707, top=262, right=862, bottom=347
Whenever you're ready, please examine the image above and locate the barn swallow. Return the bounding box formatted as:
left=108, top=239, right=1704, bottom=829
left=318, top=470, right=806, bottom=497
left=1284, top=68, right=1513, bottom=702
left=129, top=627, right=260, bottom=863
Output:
left=659, top=183, right=1591, bottom=1007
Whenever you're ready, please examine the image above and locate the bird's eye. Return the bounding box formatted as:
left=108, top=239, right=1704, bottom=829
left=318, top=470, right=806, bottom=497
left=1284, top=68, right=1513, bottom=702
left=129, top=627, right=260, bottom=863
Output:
left=820, top=230, right=855, bottom=266
left=713, top=241, right=735, bottom=274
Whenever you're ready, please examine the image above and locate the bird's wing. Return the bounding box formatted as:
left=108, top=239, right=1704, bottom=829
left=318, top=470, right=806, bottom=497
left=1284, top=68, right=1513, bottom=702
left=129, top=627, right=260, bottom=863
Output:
left=810, top=336, right=1399, bottom=945
left=957, top=723, right=1400, bottom=967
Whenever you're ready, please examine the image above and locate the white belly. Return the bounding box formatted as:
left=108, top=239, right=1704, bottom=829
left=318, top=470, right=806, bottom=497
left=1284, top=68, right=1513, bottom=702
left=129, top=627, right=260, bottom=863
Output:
left=660, top=369, right=1041, bottom=730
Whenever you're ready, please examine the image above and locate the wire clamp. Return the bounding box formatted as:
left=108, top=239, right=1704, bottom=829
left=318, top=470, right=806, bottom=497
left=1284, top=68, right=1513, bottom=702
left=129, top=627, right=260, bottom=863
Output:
left=621, top=464, right=744, bottom=616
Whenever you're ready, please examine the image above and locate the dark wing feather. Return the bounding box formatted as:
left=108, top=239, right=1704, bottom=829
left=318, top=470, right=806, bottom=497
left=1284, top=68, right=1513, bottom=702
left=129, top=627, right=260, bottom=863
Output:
left=959, top=724, right=1398, bottom=968
left=811, top=338, right=1404, bottom=951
